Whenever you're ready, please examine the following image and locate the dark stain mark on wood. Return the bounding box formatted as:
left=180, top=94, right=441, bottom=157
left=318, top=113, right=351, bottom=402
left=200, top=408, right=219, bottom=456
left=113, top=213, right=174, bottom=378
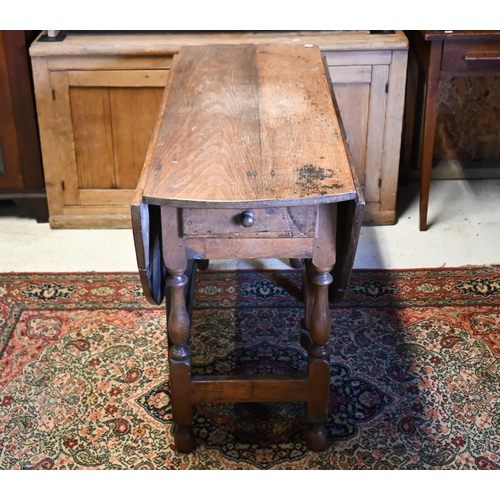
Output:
left=296, top=164, right=341, bottom=193
left=297, top=164, right=333, bottom=182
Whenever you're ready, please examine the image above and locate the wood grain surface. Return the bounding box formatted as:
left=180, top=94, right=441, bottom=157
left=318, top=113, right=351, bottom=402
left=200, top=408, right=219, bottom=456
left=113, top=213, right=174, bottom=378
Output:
left=30, top=31, right=408, bottom=57
left=142, top=44, right=356, bottom=208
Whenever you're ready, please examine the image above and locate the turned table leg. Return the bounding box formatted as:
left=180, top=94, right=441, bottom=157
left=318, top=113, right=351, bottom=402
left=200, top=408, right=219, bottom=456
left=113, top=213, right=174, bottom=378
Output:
left=166, top=268, right=196, bottom=453
left=305, top=262, right=333, bottom=452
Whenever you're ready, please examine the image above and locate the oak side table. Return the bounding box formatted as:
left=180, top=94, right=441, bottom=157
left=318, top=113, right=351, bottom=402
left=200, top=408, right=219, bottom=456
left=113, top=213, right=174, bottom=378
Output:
left=132, top=44, right=364, bottom=452
left=403, top=30, right=500, bottom=231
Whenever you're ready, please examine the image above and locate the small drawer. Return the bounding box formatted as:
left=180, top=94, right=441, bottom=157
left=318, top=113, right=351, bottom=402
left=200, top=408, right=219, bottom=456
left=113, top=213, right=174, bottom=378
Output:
left=442, top=40, right=500, bottom=74
left=182, top=206, right=318, bottom=238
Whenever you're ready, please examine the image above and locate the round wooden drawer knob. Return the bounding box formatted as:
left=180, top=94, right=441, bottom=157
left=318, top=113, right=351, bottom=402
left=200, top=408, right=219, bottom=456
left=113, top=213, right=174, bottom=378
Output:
left=241, top=211, right=255, bottom=227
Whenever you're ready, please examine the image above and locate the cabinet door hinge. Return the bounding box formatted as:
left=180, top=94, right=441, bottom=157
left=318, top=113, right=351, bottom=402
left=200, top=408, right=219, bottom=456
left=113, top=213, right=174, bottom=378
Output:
left=385, top=82, right=389, bottom=93
left=52, top=89, right=56, bottom=100
left=61, top=181, right=65, bottom=191
left=378, top=178, right=382, bottom=188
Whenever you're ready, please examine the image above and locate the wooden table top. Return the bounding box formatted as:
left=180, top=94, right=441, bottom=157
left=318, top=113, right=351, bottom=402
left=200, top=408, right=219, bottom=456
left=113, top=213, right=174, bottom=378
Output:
left=141, top=43, right=356, bottom=208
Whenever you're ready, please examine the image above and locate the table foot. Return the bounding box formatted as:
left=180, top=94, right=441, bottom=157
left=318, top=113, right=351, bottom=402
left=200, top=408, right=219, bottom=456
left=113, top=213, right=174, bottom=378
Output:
left=306, top=423, right=328, bottom=452
left=174, top=424, right=197, bottom=453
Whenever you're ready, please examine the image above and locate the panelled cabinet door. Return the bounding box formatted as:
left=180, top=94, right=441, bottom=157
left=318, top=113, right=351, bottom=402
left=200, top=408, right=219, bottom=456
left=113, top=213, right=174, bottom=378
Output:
left=47, top=69, right=168, bottom=227
left=326, top=50, right=391, bottom=224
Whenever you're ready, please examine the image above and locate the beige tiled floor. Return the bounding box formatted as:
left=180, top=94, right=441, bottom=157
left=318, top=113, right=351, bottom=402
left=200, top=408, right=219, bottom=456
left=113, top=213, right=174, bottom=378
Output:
left=1, top=179, right=499, bottom=272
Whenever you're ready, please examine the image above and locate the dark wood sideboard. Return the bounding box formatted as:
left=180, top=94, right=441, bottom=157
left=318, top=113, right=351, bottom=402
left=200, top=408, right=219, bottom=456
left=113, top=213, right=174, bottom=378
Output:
left=0, top=30, right=47, bottom=222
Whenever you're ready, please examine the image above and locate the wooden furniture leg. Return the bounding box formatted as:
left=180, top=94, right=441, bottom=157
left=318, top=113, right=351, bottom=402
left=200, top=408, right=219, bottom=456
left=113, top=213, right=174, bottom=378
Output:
left=303, top=262, right=333, bottom=451
left=166, top=268, right=196, bottom=452
left=419, top=40, right=443, bottom=231
left=301, top=260, right=314, bottom=334
left=401, top=48, right=419, bottom=186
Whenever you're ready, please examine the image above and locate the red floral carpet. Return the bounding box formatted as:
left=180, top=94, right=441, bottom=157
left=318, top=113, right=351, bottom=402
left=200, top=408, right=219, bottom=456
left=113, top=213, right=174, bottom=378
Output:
left=1, top=267, right=500, bottom=469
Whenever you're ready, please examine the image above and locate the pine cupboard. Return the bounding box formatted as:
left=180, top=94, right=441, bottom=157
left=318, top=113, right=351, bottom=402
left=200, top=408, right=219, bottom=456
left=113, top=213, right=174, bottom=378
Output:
left=30, top=31, right=407, bottom=228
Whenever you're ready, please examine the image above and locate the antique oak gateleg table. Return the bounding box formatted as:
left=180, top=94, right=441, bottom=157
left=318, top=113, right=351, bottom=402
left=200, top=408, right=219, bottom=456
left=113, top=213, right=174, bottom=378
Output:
left=132, top=44, right=364, bottom=452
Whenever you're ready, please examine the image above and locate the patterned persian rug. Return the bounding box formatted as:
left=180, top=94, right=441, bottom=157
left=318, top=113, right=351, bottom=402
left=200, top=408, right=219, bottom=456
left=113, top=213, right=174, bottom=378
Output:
left=1, top=267, right=500, bottom=470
